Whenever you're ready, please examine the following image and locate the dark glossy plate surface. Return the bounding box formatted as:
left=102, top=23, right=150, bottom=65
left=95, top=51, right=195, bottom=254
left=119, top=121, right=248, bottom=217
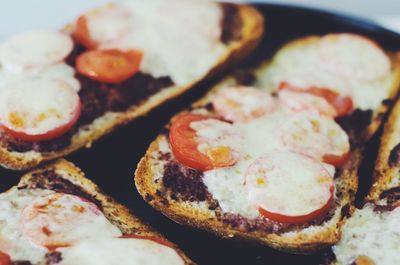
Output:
left=1, top=3, right=400, bottom=265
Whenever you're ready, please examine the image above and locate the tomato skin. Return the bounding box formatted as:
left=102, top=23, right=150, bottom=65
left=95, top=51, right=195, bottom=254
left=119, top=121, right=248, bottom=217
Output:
left=279, top=82, right=354, bottom=117
left=169, top=113, right=235, bottom=171
left=77, top=49, right=143, bottom=84
left=74, top=16, right=97, bottom=49
left=0, top=251, right=10, bottom=265
left=1, top=101, right=81, bottom=142
left=323, top=151, right=350, bottom=167
left=258, top=185, right=334, bottom=224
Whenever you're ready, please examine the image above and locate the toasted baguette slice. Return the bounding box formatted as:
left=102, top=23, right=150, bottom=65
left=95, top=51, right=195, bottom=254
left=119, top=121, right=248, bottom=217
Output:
left=329, top=100, right=400, bottom=265
left=0, top=4, right=264, bottom=171
left=3, top=159, right=194, bottom=264
left=135, top=35, right=400, bottom=254
left=370, top=98, right=400, bottom=199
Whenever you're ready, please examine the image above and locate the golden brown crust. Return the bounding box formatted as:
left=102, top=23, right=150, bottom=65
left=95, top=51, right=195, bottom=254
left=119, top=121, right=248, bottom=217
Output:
left=0, top=4, right=264, bottom=171
left=12, top=159, right=195, bottom=265
left=135, top=37, right=400, bottom=253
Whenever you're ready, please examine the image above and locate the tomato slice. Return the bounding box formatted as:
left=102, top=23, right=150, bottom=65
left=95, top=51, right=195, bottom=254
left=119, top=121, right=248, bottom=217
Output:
left=169, top=113, right=237, bottom=171
left=258, top=186, right=334, bottom=224
left=20, top=193, right=120, bottom=249
left=74, top=16, right=98, bottom=49
left=0, top=79, right=81, bottom=142
left=77, top=49, right=143, bottom=84
left=280, top=112, right=350, bottom=167
left=1, top=101, right=81, bottom=142
left=245, top=152, right=334, bottom=224
left=212, top=86, right=276, bottom=122
left=0, top=251, right=10, bottom=265
left=279, top=82, right=354, bottom=117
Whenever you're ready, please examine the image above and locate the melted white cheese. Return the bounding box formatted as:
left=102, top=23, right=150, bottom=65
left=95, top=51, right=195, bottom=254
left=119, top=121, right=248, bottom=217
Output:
left=0, top=78, right=80, bottom=135
left=0, top=30, right=73, bottom=71
left=333, top=205, right=400, bottom=265
left=0, top=189, right=52, bottom=263
left=86, top=0, right=225, bottom=85
left=201, top=103, right=337, bottom=218
left=256, top=36, right=395, bottom=111
left=0, top=189, right=121, bottom=263
left=59, top=237, right=184, bottom=265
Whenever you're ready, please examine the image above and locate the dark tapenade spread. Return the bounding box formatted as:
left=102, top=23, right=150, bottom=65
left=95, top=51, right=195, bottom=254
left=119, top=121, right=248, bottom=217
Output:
left=1, top=3, right=242, bottom=154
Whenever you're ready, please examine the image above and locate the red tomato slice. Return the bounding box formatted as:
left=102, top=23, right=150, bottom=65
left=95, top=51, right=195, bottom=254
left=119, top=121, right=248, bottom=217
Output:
left=77, top=49, right=143, bottom=84
left=20, top=193, right=119, bottom=250
left=279, top=82, right=353, bottom=117
left=74, top=16, right=98, bottom=49
left=280, top=112, right=350, bottom=167
left=212, top=86, right=276, bottom=122
left=258, top=186, right=334, bottom=224
left=169, top=113, right=237, bottom=171
left=0, top=251, right=10, bottom=265
left=0, top=79, right=81, bottom=142
left=245, top=152, right=334, bottom=224
left=1, top=101, right=81, bottom=142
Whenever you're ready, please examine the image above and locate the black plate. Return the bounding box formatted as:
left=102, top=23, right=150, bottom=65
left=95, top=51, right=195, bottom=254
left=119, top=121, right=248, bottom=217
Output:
left=1, top=3, right=400, bottom=265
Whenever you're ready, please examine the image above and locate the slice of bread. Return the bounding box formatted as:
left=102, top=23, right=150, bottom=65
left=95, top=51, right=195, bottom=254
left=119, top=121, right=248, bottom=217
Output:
left=135, top=36, right=400, bottom=254
left=3, top=159, right=195, bottom=264
left=370, top=98, right=400, bottom=200
left=0, top=4, right=264, bottom=171
left=329, top=98, right=400, bottom=265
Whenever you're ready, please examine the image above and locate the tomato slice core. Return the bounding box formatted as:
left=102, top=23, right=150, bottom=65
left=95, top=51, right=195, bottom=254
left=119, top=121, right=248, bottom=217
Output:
left=77, top=49, right=143, bottom=84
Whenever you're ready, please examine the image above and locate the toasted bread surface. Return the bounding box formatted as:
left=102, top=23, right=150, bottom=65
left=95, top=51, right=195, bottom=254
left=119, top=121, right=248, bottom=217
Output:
left=0, top=4, right=264, bottom=170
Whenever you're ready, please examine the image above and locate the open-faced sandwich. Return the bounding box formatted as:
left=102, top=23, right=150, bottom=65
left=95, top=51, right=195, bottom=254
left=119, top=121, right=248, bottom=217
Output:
left=135, top=33, right=400, bottom=253
left=0, top=0, right=263, bottom=170
left=328, top=98, right=400, bottom=265
left=0, top=159, right=194, bottom=265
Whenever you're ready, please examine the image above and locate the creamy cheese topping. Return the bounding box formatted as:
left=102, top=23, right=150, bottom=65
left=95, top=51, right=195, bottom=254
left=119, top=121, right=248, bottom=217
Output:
left=0, top=30, right=73, bottom=71
left=257, top=34, right=394, bottom=111
left=0, top=189, right=52, bottom=263
left=85, top=0, right=225, bottom=85
left=0, top=188, right=185, bottom=264
left=58, top=237, right=184, bottom=265
left=0, top=78, right=80, bottom=135
left=199, top=96, right=338, bottom=218
left=0, top=189, right=121, bottom=263
left=333, top=205, right=400, bottom=265
left=0, top=31, right=81, bottom=132
left=20, top=193, right=121, bottom=248
left=246, top=152, right=333, bottom=216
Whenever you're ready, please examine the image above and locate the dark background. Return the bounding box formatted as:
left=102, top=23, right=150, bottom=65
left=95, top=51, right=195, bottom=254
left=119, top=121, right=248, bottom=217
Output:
left=1, top=4, right=400, bottom=265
